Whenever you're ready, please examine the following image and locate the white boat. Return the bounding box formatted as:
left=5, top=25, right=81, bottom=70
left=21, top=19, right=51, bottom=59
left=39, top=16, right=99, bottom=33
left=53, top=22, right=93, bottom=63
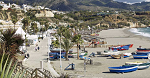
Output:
left=125, top=61, right=150, bottom=70
left=101, top=49, right=120, bottom=56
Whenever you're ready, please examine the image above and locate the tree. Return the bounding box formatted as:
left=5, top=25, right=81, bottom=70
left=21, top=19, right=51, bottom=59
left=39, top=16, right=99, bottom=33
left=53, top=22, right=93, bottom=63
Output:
left=55, top=27, right=74, bottom=60
left=72, top=34, right=83, bottom=59
left=61, top=38, right=74, bottom=60
left=0, top=29, right=24, bottom=58
left=22, top=17, right=30, bottom=33
left=31, top=22, right=38, bottom=34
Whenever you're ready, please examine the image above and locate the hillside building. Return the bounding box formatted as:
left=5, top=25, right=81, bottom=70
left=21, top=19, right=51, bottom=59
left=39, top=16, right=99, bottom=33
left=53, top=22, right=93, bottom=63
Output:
left=0, top=1, right=10, bottom=10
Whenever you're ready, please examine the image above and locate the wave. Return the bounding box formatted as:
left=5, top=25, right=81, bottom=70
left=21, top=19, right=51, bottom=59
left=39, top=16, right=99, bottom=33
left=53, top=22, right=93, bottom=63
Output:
left=129, top=28, right=150, bottom=37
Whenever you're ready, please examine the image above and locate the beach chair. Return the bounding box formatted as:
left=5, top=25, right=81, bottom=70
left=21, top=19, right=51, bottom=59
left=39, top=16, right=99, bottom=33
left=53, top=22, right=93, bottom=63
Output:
left=64, top=63, right=75, bottom=70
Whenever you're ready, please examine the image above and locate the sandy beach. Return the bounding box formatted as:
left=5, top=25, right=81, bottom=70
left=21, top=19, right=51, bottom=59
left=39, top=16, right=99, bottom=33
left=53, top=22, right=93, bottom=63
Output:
left=51, top=28, right=150, bottom=78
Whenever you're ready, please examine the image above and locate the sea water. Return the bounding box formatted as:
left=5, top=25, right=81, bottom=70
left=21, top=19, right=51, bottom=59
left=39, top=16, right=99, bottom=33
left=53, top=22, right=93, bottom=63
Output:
left=129, top=27, right=150, bottom=38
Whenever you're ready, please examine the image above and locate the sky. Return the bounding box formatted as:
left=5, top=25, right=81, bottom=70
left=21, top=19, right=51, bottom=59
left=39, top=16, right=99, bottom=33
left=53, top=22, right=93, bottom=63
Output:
left=114, top=0, right=150, bottom=4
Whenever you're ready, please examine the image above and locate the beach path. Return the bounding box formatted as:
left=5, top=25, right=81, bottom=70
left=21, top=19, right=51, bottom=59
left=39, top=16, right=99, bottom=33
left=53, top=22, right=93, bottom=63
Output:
left=22, top=37, right=60, bottom=77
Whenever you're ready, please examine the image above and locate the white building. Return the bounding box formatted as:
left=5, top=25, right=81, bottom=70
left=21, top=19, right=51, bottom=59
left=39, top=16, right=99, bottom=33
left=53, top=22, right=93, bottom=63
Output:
left=35, top=6, right=44, bottom=10
left=0, top=1, right=10, bottom=10
left=22, top=4, right=33, bottom=12
left=11, top=3, right=21, bottom=10
left=52, top=10, right=65, bottom=14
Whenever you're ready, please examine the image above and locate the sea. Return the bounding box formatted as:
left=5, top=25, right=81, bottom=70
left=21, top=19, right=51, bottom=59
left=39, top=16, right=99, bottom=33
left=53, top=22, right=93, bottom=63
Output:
left=129, top=27, right=150, bottom=38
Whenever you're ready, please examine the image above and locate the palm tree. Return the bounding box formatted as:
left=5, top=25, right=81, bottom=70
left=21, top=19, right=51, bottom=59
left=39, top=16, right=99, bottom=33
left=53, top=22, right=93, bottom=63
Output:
left=61, top=38, right=74, bottom=60
left=55, top=27, right=74, bottom=60
left=0, top=29, right=24, bottom=58
left=22, top=17, right=30, bottom=33
left=72, top=34, right=83, bottom=59
left=62, top=28, right=74, bottom=60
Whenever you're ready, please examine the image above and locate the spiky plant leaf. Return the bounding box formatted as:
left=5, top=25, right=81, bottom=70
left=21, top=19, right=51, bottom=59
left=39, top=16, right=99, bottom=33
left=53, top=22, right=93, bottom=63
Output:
left=7, top=61, right=17, bottom=78
left=0, top=53, right=4, bottom=73
left=4, top=59, right=13, bottom=78
left=0, top=54, right=9, bottom=78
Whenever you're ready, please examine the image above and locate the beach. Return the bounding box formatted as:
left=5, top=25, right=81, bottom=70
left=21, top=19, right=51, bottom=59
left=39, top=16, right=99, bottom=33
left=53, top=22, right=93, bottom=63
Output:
left=51, top=28, right=150, bottom=78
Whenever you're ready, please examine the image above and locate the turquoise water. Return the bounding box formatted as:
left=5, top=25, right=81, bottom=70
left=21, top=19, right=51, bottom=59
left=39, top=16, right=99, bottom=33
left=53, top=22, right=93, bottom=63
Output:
left=129, top=27, right=150, bottom=37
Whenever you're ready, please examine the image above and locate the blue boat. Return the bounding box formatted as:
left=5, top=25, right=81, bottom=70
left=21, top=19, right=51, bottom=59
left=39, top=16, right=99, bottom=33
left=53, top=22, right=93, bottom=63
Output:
left=108, top=65, right=138, bottom=73
left=136, top=48, right=150, bottom=54
left=124, top=63, right=150, bottom=70
left=49, top=52, right=65, bottom=59
left=133, top=54, right=150, bottom=59
left=109, top=44, right=133, bottom=51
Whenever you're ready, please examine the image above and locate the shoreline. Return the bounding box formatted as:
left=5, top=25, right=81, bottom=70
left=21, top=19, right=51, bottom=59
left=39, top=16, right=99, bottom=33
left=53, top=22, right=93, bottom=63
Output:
left=123, top=28, right=150, bottom=43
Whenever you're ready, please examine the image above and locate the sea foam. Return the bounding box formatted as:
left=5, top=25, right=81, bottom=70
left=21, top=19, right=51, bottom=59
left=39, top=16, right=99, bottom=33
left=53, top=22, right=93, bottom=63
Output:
left=129, top=28, right=150, bottom=38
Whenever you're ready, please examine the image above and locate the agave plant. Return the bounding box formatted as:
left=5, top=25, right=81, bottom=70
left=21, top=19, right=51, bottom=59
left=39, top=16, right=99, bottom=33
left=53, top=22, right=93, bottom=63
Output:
left=0, top=53, right=25, bottom=78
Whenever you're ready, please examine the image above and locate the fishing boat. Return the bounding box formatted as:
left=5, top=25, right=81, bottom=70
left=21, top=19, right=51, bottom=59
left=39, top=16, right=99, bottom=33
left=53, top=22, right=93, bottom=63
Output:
left=50, top=48, right=73, bottom=53
left=111, top=54, right=121, bottom=59
left=101, top=49, right=120, bottom=56
left=136, top=48, right=150, bottom=54
left=125, top=61, right=146, bottom=65
left=108, top=65, right=138, bottom=73
left=123, top=53, right=132, bottom=58
left=80, top=56, right=91, bottom=60
left=133, top=54, right=150, bottom=59
left=109, top=44, right=133, bottom=51
left=110, top=53, right=132, bottom=59
left=124, top=62, right=150, bottom=70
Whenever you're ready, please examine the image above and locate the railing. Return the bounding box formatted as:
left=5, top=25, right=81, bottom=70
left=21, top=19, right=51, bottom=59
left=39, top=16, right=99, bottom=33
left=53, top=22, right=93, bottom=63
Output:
left=13, top=62, right=54, bottom=78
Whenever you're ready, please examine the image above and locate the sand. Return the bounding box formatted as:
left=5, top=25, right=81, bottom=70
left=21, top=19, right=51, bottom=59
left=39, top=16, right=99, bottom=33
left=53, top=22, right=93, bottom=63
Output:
left=51, top=28, right=150, bottom=78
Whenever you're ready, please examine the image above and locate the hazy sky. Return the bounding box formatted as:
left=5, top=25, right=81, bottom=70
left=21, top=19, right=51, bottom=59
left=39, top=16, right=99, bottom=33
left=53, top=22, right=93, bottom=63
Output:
left=114, top=0, right=150, bottom=4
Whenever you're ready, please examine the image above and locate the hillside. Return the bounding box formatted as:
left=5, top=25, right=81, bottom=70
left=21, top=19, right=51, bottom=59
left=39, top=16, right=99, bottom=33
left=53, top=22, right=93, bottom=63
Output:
left=2, top=0, right=150, bottom=11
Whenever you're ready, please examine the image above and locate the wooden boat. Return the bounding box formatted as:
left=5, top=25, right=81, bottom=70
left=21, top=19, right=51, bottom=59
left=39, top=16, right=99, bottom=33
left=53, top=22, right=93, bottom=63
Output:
left=108, top=65, right=138, bottom=73
left=101, top=50, right=120, bottom=56
left=137, top=48, right=150, bottom=51
left=111, top=54, right=121, bottom=59
left=124, top=62, right=150, bottom=70
left=123, top=53, right=132, bottom=58
left=136, top=48, right=150, bottom=54
left=133, top=54, right=150, bottom=59
left=125, top=61, right=146, bottom=65
left=109, top=44, right=133, bottom=51
left=111, top=53, right=132, bottom=59
left=50, top=48, right=73, bottom=53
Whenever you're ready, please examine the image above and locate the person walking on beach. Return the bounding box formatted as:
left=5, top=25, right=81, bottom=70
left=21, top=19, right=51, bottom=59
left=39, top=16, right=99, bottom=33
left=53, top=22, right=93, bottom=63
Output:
left=79, top=44, right=81, bottom=50
left=35, top=47, right=37, bottom=51
left=37, top=46, right=40, bottom=50
left=27, top=53, right=29, bottom=59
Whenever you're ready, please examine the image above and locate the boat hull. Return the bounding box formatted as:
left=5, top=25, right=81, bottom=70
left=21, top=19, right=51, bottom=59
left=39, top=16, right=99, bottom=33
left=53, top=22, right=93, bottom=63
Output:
left=124, top=62, right=150, bottom=70
left=111, top=55, right=121, bottom=59
left=110, top=44, right=133, bottom=51
left=136, top=48, right=150, bottom=54
left=133, top=54, right=150, bottom=59
left=102, top=50, right=120, bottom=56
left=138, top=65, right=149, bottom=70
left=136, top=51, right=150, bottom=55
left=108, top=66, right=138, bottom=73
